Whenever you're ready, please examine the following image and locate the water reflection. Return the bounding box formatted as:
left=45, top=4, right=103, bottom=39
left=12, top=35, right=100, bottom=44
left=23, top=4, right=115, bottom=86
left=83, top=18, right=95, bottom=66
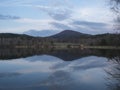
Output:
left=0, top=48, right=120, bottom=61
left=51, top=56, right=108, bottom=71
left=0, top=49, right=120, bottom=90
left=39, top=70, right=76, bottom=90
left=105, top=57, right=120, bottom=90
left=0, top=72, right=21, bottom=78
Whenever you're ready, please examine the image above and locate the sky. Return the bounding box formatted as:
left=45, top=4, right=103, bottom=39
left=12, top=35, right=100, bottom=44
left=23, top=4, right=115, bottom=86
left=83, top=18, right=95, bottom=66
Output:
left=0, top=0, right=116, bottom=34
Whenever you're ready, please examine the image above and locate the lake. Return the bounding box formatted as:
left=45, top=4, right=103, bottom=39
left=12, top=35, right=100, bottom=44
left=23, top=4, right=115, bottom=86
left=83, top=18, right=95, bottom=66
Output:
left=0, top=49, right=120, bottom=90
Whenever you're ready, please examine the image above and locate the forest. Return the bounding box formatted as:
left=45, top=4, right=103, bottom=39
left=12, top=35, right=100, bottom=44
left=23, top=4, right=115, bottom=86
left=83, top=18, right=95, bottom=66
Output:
left=0, top=31, right=120, bottom=49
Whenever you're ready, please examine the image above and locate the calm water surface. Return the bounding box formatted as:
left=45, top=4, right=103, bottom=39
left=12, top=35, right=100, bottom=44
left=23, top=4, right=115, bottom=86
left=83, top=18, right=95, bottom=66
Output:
left=0, top=49, right=120, bottom=90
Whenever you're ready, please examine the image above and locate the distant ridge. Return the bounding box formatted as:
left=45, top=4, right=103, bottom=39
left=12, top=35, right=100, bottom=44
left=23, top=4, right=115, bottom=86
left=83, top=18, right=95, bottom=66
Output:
left=23, top=30, right=58, bottom=37
left=48, top=30, right=91, bottom=39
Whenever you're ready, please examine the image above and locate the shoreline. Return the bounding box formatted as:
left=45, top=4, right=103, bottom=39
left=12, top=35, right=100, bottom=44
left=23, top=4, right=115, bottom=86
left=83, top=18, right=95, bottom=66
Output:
left=13, top=45, right=120, bottom=50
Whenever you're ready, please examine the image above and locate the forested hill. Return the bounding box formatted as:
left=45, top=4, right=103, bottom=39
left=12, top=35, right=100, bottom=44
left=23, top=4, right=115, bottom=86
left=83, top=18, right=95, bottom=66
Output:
left=0, top=30, right=120, bottom=48
left=48, top=30, right=90, bottom=39
left=0, top=33, right=33, bottom=38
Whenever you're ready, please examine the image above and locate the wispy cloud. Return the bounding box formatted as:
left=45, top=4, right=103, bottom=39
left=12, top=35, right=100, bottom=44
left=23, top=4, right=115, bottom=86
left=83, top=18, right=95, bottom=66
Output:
left=50, top=22, right=72, bottom=30
left=0, top=0, right=114, bottom=34
left=49, top=19, right=113, bottom=34
left=72, top=7, right=113, bottom=23
left=72, top=20, right=107, bottom=26
left=34, top=0, right=72, bottom=21
left=0, top=0, right=43, bottom=7
left=1, top=18, right=55, bottom=33
left=70, top=20, right=113, bottom=34
left=0, top=0, right=72, bottom=21
left=71, top=20, right=107, bottom=29
left=0, top=14, right=20, bottom=20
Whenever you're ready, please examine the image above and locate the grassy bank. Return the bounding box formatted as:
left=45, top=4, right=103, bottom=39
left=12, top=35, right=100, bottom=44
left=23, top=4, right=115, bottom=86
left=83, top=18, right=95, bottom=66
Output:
left=53, top=43, right=120, bottom=49
left=12, top=43, right=120, bottom=50
left=84, top=46, right=120, bottom=49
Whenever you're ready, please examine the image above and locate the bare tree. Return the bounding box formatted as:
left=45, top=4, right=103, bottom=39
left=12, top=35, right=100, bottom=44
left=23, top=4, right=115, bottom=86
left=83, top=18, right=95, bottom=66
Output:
left=110, top=0, right=120, bottom=13
left=110, top=0, right=120, bottom=32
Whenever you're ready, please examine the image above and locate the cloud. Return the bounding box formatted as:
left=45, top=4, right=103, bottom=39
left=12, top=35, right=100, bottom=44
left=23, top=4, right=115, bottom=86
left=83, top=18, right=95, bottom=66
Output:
left=36, top=6, right=72, bottom=21
left=72, top=7, right=113, bottom=23
left=1, top=18, right=55, bottom=33
left=30, top=0, right=73, bottom=21
left=0, top=0, right=72, bottom=21
left=16, top=18, right=52, bottom=23
left=49, top=20, right=113, bottom=34
left=71, top=20, right=108, bottom=30
left=48, top=7, right=72, bottom=21
left=0, top=0, right=114, bottom=34
left=1, top=16, right=113, bottom=34
left=0, top=14, right=20, bottom=20
left=0, top=0, right=43, bottom=6
left=72, top=20, right=107, bottom=27
left=50, top=22, right=72, bottom=30
left=74, top=21, right=111, bottom=34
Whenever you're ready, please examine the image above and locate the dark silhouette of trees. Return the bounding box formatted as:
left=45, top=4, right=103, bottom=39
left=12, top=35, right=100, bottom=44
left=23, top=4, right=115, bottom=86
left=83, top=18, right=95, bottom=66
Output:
left=100, top=39, right=107, bottom=46
left=0, top=33, right=120, bottom=48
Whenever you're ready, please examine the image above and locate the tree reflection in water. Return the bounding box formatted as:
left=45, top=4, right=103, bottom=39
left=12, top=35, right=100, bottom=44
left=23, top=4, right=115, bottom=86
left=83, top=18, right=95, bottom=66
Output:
left=105, top=56, right=120, bottom=90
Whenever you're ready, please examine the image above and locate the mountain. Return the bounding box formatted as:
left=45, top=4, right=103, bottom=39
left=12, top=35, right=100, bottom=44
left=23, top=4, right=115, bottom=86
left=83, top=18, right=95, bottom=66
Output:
left=23, top=30, right=59, bottom=37
left=48, top=30, right=91, bottom=39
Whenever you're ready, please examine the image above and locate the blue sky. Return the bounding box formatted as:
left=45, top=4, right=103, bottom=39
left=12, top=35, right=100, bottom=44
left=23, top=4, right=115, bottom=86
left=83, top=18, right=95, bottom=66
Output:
left=0, top=0, right=115, bottom=34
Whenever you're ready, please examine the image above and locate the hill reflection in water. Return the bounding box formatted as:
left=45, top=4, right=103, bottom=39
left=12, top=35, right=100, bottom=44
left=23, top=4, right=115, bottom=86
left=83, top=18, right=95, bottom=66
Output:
left=0, top=48, right=120, bottom=90
left=0, top=48, right=120, bottom=61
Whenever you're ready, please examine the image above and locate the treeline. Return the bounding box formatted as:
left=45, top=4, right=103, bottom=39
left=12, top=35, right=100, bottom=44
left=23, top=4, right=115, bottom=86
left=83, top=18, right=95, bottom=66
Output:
left=47, top=33, right=120, bottom=46
left=0, top=33, right=46, bottom=48
left=0, top=33, right=120, bottom=48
